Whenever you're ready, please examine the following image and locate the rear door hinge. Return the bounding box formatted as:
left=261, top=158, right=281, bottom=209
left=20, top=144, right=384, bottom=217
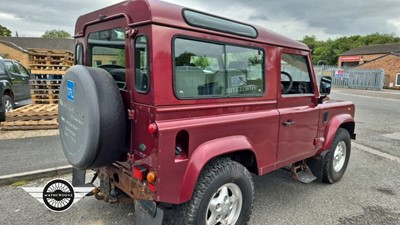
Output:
left=125, top=28, right=138, bottom=39
left=127, top=109, right=135, bottom=120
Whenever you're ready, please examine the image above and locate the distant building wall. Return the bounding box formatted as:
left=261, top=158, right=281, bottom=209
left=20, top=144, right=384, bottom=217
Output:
left=338, top=54, right=385, bottom=67
left=92, top=55, right=120, bottom=66
left=357, top=54, right=400, bottom=89
left=0, top=43, right=30, bottom=68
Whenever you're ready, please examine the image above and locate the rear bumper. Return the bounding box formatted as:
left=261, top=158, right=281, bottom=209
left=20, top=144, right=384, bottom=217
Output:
left=99, top=165, right=155, bottom=201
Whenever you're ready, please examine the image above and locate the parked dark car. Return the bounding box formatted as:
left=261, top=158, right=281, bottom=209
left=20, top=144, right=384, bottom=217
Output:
left=0, top=83, right=5, bottom=123
left=0, top=58, right=31, bottom=112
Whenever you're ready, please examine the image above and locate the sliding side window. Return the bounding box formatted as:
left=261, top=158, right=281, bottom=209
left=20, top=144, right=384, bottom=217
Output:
left=174, top=38, right=264, bottom=99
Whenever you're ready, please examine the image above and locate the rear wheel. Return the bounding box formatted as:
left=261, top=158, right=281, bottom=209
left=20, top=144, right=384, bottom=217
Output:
left=322, top=128, right=351, bottom=183
left=171, top=158, right=254, bottom=225
left=2, top=95, right=14, bottom=112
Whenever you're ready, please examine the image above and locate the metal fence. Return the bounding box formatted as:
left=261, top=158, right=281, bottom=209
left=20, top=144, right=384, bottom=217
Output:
left=314, top=66, right=384, bottom=90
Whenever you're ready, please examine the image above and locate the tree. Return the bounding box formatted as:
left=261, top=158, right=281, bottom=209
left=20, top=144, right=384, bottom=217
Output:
left=175, top=52, right=195, bottom=66
left=193, top=56, right=209, bottom=69
left=0, top=25, right=11, bottom=37
left=301, top=33, right=400, bottom=65
left=41, top=29, right=72, bottom=39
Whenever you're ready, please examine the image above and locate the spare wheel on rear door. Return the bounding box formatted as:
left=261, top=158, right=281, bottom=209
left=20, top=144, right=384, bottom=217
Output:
left=58, top=65, right=126, bottom=170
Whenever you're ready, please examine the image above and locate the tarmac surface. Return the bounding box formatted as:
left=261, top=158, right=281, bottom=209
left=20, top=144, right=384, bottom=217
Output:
left=0, top=136, right=66, bottom=176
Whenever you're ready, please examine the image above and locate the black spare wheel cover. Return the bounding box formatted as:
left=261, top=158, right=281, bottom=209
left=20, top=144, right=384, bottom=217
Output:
left=58, top=65, right=126, bottom=169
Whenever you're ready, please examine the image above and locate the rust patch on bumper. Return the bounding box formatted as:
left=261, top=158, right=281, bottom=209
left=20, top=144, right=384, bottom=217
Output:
left=100, top=165, right=154, bottom=201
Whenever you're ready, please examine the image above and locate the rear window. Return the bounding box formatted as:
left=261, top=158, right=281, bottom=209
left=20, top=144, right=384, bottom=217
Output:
left=88, top=28, right=126, bottom=89
left=174, top=38, right=264, bottom=99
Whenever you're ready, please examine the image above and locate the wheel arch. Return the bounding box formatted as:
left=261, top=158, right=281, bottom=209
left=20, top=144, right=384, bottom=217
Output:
left=340, top=122, right=355, bottom=137
left=3, top=88, right=14, bottom=100
left=323, top=114, right=355, bottom=150
left=177, top=135, right=258, bottom=203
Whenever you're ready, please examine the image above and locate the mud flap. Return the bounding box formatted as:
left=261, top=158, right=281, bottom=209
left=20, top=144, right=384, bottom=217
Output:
left=306, top=153, right=325, bottom=181
left=135, top=200, right=164, bottom=225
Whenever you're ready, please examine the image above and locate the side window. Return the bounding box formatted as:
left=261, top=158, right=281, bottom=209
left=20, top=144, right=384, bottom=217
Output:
left=4, top=61, right=19, bottom=74
left=0, top=63, right=5, bottom=74
left=225, top=46, right=264, bottom=95
left=75, top=44, right=83, bottom=65
left=135, top=36, right=149, bottom=93
left=281, top=53, right=314, bottom=95
left=174, top=38, right=264, bottom=99
left=14, top=63, right=29, bottom=76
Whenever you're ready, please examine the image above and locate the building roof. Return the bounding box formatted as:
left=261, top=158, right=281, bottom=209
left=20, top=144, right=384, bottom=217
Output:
left=341, top=43, right=400, bottom=56
left=0, top=37, right=74, bottom=53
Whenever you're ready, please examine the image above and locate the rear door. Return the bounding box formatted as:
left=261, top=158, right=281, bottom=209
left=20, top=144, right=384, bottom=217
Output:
left=277, top=49, right=319, bottom=163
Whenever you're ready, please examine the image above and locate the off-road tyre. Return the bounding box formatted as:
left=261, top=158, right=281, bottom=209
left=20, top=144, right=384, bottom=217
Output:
left=58, top=65, right=126, bottom=169
left=166, top=157, right=254, bottom=225
left=322, top=128, right=351, bottom=183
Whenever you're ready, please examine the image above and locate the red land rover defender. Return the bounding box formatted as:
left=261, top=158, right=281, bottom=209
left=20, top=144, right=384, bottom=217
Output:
left=58, top=0, right=356, bottom=224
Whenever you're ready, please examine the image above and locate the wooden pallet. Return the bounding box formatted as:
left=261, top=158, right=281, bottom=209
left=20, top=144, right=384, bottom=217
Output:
left=28, top=49, right=74, bottom=68
left=30, top=79, right=61, bottom=104
left=29, top=64, right=69, bottom=71
left=31, top=70, right=66, bottom=75
left=1, top=119, right=58, bottom=130
left=1, top=104, right=58, bottom=130
left=31, top=94, right=59, bottom=104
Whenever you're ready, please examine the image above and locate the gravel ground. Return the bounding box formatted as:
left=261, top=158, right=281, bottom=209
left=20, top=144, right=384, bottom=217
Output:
left=0, top=129, right=59, bottom=140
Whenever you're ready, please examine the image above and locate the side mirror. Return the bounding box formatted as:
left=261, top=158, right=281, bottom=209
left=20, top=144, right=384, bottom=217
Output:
left=319, top=76, right=332, bottom=96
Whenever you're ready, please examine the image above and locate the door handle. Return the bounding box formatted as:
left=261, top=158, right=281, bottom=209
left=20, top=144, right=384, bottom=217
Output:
left=283, top=121, right=295, bottom=126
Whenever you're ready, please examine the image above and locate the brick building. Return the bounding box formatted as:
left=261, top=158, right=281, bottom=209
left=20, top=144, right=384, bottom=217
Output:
left=338, top=44, right=400, bottom=89
left=0, top=37, right=123, bottom=70
left=0, top=37, right=74, bottom=70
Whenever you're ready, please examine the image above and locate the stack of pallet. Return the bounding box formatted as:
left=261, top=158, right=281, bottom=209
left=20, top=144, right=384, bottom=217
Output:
left=0, top=49, right=74, bottom=130
left=1, top=104, right=58, bottom=130
left=29, top=49, right=73, bottom=104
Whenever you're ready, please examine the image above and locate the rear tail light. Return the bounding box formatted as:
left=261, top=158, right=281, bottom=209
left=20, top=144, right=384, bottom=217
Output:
left=146, top=171, right=157, bottom=183
left=132, top=165, right=148, bottom=181
left=148, top=123, right=158, bottom=134
left=147, top=183, right=157, bottom=192
left=133, top=165, right=157, bottom=192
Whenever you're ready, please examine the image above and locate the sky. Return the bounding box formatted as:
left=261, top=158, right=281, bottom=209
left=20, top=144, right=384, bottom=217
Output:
left=1, top=0, right=400, bottom=40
